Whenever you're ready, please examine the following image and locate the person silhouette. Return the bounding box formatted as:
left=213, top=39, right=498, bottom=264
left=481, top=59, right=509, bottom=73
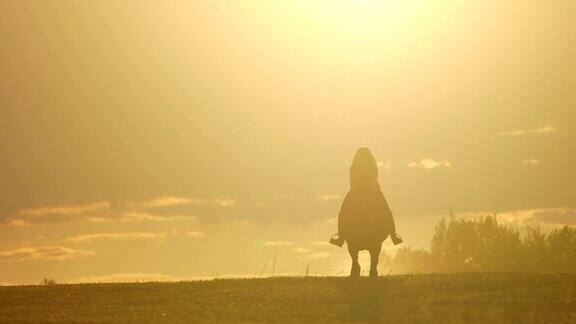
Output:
left=329, top=147, right=402, bottom=277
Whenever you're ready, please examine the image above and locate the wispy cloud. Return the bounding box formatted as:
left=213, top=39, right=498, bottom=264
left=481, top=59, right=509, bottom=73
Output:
left=308, top=241, right=330, bottom=246
left=0, top=246, right=95, bottom=263
left=20, top=202, right=110, bottom=217
left=185, top=231, right=205, bottom=238
left=323, top=218, right=337, bottom=224
left=264, top=241, right=295, bottom=246
left=460, top=207, right=576, bottom=229
left=499, top=125, right=556, bottom=136
left=213, top=198, right=236, bottom=207
left=72, top=273, right=176, bottom=283
left=2, top=202, right=112, bottom=225
left=408, top=158, right=452, bottom=170
left=522, top=158, right=540, bottom=166
left=121, top=212, right=196, bottom=222
left=129, top=197, right=205, bottom=208
left=71, top=272, right=305, bottom=284
left=130, top=196, right=237, bottom=208
left=65, top=232, right=167, bottom=244
left=5, top=219, right=29, bottom=227
left=1, top=194, right=235, bottom=226
left=377, top=161, right=394, bottom=170
left=318, top=194, right=343, bottom=201
left=294, top=247, right=311, bottom=253
left=307, top=252, right=330, bottom=260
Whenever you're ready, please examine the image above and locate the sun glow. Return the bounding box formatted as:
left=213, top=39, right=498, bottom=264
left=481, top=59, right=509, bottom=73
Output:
left=214, top=0, right=475, bottom=75
left=297, top=0, right=426, bottom=30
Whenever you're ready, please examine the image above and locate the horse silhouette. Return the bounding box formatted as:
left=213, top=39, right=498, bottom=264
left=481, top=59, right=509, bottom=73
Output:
left=330, top=147, right=402, bottom=277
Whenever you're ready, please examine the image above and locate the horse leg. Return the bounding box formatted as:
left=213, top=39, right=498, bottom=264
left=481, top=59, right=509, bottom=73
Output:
left=348, top=245, right=360, bottom=277
left=369, top=243, right=382, bottom=277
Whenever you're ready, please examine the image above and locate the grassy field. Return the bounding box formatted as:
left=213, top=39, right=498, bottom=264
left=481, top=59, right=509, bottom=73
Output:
left=1, top=273, right=575, bottom=323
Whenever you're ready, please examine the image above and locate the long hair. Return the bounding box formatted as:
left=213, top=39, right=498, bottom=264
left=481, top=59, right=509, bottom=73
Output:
left=350, top=147, right=379, bottom=191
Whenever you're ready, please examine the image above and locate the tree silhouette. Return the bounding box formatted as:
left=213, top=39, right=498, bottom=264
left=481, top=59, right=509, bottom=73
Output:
left=387, top=214, right=576, bottom=274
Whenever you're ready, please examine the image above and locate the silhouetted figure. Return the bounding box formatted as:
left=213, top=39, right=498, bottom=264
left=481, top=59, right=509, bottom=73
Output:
left=330, top=147, right=402, bottom=277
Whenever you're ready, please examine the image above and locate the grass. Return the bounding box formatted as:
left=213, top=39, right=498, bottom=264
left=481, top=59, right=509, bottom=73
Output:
left=1, top=272, right=575, bottom=322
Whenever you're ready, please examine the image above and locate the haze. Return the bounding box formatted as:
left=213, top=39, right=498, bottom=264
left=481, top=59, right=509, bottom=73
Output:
left=1, top=0, right=575, bottom=284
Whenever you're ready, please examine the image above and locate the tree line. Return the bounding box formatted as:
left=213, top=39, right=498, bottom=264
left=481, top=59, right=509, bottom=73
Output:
left=382, top=214, right=576, bottom=274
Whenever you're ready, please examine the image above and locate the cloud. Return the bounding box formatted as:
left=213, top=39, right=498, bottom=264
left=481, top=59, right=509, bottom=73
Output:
left=499, top=125, right=556, bottom=136
left=0, top=205, right=18, bottom=224
left=1, top=195, right=235, bottom=226
left=308, top=241, right=330, bottom=246
left=5, top=219, right=29, bottom=227
left=185, top=231, right=205, bottom=238
left=71, top=272, right=320, bottom=284
left=377, top=161, right=394, bottom=170
left=522, top=158, right=540, bottom=166
left=72, top=273, right=176, bottom=283
left=130, top=196, right=236, bottom=208
left=121, top=212, right=196, bottom=222
left=65, top=232, right=167, bottom=244
left=0, top=201, right=112, bottom=226
left=264, top=241, right=295, bottom=246
left=323, top=218, right=337, bottom=224
left=71, top=273, right=265, bottom=284
left=307, top=252, right=330, bottom=260
left=318, top=194, right=343, bottom=201
left=528, top=208, right=576, bottom=226
left=408, top=158, right=452, bottom=170
left=0, top=246, right=95, bottom=263
left=460, top=207, right=576, bottom=229
left=294, top=247, right=311, bottom=253
left=213, top=198, right=237, bottom=207
left=20, top=202, right=110, bottom=217
left=129, top=197, right=205, bottom=208
left=125, top=196, right=237, bottom=222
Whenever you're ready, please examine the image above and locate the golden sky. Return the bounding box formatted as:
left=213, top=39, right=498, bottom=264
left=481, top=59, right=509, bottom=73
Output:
left=1, top=0, right=576, bottom=284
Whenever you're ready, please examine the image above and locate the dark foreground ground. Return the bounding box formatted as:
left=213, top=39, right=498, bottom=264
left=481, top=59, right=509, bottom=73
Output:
left=1, top=273, right=575, bottom=323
